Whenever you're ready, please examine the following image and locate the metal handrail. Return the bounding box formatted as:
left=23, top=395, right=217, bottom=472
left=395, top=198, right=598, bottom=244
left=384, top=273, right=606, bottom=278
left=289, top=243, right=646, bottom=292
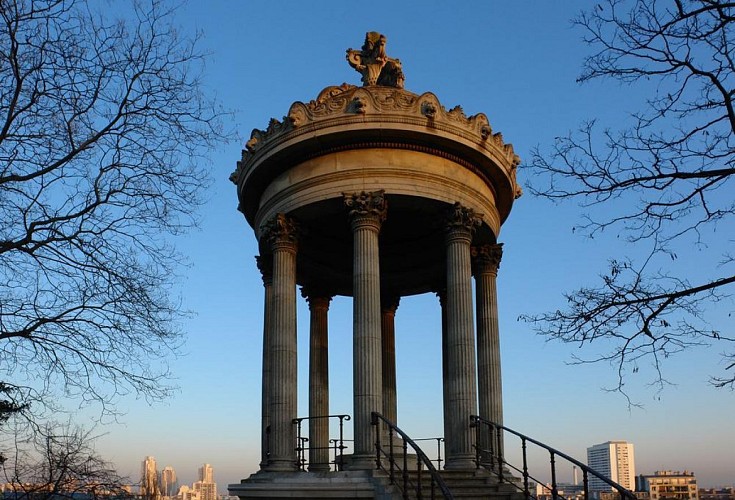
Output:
left=470, top=415, right=636, bottom=500
left=330, top=438, right=354, bottom=471
left=293, top=414, right=351, bottom=471
left=371, top=412, right=454, bottom=500
left=413, top=437, right=445, bottom=470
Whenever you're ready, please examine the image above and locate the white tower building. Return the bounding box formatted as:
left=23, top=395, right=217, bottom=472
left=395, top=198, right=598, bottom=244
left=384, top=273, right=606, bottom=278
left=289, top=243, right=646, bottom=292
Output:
left=140, top=456, right=160, bottom=499
left=194, top=463, right=216, bottom=500
left=198, top=464, right=214, bottom=484
left=586, top=441, right=636, bottom=492
left=160, top=465, right=178, bottom=497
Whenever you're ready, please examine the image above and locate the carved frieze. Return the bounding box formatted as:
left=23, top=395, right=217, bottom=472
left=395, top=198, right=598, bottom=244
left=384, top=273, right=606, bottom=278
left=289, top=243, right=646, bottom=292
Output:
left=230, top=83, right=521, bottom=188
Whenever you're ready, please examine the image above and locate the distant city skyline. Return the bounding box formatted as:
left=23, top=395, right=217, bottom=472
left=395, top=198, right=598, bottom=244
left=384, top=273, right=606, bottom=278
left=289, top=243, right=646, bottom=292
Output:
left=137, top=458, right=218, bottom=499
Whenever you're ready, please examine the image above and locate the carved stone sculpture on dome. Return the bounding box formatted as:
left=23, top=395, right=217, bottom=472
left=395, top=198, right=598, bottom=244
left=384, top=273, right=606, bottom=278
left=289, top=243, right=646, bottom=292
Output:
left=346, top=32, right=405, bottom=89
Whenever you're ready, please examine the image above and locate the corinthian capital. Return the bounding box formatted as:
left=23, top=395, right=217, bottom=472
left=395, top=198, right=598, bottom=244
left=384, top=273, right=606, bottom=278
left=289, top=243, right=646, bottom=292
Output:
left=300, top=287, right=334, bottom=310
left=444, top=202, right=482, bottom=236
left=343, top=190, right=388, bottom=223
left=471, top=243, right=503, bottom=276
left=260, top=213, right=299, bottom=250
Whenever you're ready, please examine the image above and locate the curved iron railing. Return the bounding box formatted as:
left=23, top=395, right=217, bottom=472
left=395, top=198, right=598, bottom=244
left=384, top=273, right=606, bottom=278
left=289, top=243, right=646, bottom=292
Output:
left=371, top=412, right=454, bottom=500
left=413, top=437, right=445, bottom=470
left=470, top=415, right=636, bottom=500
left=293, top=414, right=351, bottom=471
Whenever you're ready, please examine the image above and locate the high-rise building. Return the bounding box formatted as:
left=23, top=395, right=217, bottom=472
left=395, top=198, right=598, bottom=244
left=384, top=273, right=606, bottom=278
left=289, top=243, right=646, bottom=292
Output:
left=160, top=466, right=178, bottom=498
left=586, top=441, right=636, bottom=492
left=642, top=471, right=698, bottom=500
left=140, top=456, right=160, bottom=499
left=194, top=463, right=216, bottom=500
left=198, top=464, right=214, bottom=484
left=193, top=481, right=216, bottom=500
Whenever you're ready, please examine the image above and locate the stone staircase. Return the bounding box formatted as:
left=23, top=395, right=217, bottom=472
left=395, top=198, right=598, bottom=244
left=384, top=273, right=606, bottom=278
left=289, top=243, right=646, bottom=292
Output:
left=372, top=468, right=524, bottom=500
left=229, top=468, right=524, bottom=499
left=230, top=469, right=381, bottom=498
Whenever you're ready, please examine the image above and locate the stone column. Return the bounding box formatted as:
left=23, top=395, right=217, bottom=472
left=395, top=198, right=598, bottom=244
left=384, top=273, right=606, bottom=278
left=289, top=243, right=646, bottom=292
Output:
left=261, top=214, right=299, bottom=472
left=443, top=202, right=480, bottom=470
left=436, top=289, right=449, bottom=464
left=302, top=288, right=333, bottom=472
left=472, top=243, right=504, bottom=462
left=381, top=295, right=400, bottom=424
left=256, top=255, right=273, bottom=469
left=344, top=190, right=387, bottom=469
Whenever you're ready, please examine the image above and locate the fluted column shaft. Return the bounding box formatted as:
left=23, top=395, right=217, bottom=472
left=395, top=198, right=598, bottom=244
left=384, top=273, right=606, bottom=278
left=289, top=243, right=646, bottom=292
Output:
left=444, top=203, right=480, bottom=470
left=303, top=290, right=332, bottom=472
left=473, top=244, right=504, bottom=461
left=381, top=296, right=400, bottom=424
left=345, top=190, right=387, bottom=469
left=261, top=214, right=299, bottom=472
left=437, top=290, right=450, bottom=452
left=256, top=256, right=273, bottom=469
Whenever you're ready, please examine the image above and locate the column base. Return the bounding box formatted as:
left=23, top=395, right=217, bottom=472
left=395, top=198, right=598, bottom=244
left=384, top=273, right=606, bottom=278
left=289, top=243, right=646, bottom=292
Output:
left=262, top=459, right=299, bottom=472
left=307, top=463, right=331, bottom=473
left=443, top=455, right=477, bottom=471
left=347, top=453, right=378, bottom=470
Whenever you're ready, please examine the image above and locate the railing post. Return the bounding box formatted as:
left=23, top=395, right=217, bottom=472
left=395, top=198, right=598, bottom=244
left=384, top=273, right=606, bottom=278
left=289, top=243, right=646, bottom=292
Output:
left=522, top=437, right=530, bottom=500
left=293, top=418, right=303, bottom=470
left=488, top=421, right=496, bottom=471
left=330, top=439, right=337, bottom=471
left=436, top=438, right=444, bottom=471
left=550, top=451, right=558, bottom=500
left=372, top=412, right=381, bottom=470
left=298, top=436, right=308, bottom=470
left=416, top=459, right=423, bottom=499
left=473, top=416, right=481, bottom=469
left=583, top=469, right=589, bottom=500
left=389, top=426, right=395, bottom=484
left=497, top=424, right=504, bottom=483
left=338, top=415, right=349, bottom=471
left=402, top=438, right=409, bottom=500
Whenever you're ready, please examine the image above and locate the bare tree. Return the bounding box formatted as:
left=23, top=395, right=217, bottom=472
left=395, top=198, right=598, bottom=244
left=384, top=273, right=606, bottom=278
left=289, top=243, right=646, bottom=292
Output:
left=525, top=0, right=735, bottom=396
left=1, top=423, right=133, bottom=500
left=0, top=0, right=227, bottom=420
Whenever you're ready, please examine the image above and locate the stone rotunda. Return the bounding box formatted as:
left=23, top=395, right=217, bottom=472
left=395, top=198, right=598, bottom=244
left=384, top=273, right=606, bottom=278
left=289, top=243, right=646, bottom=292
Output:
left=229, top=32, right=521, bottom=498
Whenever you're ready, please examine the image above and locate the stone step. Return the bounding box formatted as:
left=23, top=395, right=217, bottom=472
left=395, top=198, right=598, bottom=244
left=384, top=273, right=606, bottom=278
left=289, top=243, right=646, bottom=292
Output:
left=375, top=469, right=525, bottom=500
left=229, top=468, right=525, bottom=499
left=230, top=470, right=379, bottom=498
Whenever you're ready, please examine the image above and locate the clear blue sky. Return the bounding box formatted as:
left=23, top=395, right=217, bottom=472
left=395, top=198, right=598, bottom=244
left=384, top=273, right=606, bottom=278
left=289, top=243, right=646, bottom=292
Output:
left=87, top=1, right=734, bottom=490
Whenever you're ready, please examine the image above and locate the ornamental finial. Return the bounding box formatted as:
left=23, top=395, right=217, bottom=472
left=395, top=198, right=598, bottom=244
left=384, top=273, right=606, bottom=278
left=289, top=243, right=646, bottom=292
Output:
left=346, top=32, right=405, bottom=89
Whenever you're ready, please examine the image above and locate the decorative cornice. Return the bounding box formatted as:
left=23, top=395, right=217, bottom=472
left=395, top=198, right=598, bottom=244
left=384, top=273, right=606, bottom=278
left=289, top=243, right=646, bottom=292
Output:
left=229, top=84, right=521, bottom=195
